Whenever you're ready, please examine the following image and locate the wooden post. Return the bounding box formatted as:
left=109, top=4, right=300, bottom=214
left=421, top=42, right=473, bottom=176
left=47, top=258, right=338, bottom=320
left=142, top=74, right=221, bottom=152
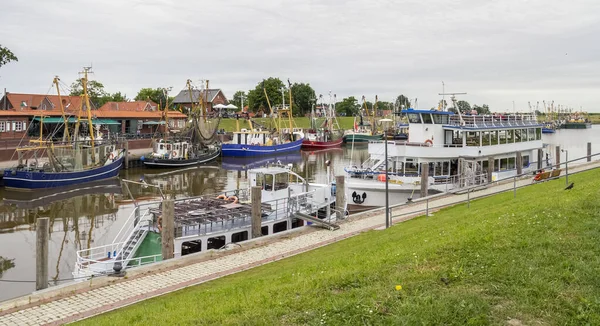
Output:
left=251, top=186, right=262, bottom=238
left=516, top=152, right=523, bottom=175
left=537, top=148, right=543, bottom=170
left=588, top=142, right=592, bottom=162
left=555, top=145, right=561, bottom=167
left=488, top=157, right=494, bottom=184
left=161, top=198, right=174, bottom=260
left=335, top=175, right=345, bottom=219
left=420, top=163, right=429, bottom=198
left=36, top=217, right=49, bottom=291
left=124, top=140, right=129, bottom=169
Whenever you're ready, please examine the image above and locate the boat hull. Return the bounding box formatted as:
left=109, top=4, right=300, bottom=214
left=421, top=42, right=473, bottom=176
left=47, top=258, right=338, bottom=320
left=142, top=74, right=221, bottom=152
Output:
left=560, top=122, right=592, bottom=129
left=343, top=134, right=383, bottom=143
left=221, top=138, right=304, bottom=157
left=142, top=149, right=220, bottom=168
left=541, top=128, right=555, bottom=134
left=301, top=137, right=343, bottom=149
left=3, top=153, right=124, bottom=190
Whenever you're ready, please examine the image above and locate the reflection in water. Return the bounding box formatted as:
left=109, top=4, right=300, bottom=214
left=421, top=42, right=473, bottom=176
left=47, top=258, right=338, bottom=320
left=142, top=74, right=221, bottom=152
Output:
left=0, top=256, right=15, bottom=277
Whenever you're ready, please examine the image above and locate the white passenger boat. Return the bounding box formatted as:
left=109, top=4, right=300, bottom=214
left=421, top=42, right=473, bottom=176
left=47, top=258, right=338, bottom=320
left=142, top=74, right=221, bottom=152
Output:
left=73, top=164, right=339, bottom=277
left=345, top=98, right=546, bottom=212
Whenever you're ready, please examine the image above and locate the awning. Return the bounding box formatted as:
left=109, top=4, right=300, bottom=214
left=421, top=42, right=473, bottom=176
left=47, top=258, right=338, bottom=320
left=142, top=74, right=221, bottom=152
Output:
left=32, top=117, right=121, bottom=125
left=143, top=121, right=166, bottom=125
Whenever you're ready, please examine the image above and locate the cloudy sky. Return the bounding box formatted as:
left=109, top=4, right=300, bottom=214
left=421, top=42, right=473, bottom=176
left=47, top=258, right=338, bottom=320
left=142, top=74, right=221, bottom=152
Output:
left=1, top=0, right=599, bottom=111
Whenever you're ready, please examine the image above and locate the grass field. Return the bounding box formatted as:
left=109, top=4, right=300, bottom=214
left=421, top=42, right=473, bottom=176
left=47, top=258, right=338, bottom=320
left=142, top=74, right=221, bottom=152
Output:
left=79, top=169, right=600, bottom=325
left=217, top=117, right=357, bottom=132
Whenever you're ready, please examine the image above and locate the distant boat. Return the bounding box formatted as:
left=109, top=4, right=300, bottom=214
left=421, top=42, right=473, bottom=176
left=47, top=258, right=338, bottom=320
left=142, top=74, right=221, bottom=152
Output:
left=302, top=92, right=344, bottom=149
left=221, top=80, right=304, bottom=157
left=142, top=81, right=221, bottom=168
left=343, top=97, right=383, bottom=143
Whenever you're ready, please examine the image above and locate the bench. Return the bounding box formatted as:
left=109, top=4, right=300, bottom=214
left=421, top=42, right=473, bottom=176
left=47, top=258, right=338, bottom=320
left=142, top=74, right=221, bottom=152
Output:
left=532, top=169, right=561, bottom=183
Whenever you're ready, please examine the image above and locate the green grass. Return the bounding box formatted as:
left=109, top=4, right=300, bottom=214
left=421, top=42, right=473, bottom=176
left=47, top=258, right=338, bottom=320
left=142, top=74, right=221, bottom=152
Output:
left=78, top=170, right=600, bottom=325
left=217, top=117, right=356, bottom=132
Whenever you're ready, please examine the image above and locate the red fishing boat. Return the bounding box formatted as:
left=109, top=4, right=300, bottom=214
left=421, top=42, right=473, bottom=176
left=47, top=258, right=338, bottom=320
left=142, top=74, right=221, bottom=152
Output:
left=301, top=92, right=344, bottom=149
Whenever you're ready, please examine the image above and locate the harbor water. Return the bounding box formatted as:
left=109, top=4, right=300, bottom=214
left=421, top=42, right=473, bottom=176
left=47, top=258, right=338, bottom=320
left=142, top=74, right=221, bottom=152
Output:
left=0, top=126, right=598, bottom=302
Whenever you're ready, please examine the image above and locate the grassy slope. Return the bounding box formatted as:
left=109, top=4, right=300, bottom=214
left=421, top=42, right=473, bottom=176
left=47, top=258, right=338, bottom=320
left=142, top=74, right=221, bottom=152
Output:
left=217, top=117, right=356, bottom=132
left=79, top=169, right=600, bottom=325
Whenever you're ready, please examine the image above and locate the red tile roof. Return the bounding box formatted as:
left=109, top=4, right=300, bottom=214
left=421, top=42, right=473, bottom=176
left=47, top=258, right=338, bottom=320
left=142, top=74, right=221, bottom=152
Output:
left=97, top=101, right=158, bottom=112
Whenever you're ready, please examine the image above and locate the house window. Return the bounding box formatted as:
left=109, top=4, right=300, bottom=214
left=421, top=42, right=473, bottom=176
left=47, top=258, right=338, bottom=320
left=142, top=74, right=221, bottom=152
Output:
left=178, top=119, right=184, bottom=128
left=0, top=121, right=5, bottom=132
left=14, top=121, right=23, bottom=132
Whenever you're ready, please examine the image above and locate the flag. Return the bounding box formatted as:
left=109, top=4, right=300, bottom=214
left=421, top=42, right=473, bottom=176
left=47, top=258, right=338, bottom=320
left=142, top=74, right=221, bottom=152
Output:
left=354, top=119, right=358, bottom=132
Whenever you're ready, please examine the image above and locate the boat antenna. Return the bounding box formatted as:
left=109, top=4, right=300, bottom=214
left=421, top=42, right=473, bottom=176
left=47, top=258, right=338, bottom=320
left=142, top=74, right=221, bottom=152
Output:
left=53, top=76, right=70, bottom=142
left=439, top=92, right=467, bottom=124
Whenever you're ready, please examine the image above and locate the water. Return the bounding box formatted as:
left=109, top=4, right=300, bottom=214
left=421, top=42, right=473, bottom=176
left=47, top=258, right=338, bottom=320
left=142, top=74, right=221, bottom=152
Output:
left=0, top=127, right=597, bottom=302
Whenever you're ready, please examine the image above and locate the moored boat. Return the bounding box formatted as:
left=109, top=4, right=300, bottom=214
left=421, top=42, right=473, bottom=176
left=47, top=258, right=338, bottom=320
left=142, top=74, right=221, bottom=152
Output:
left=302, top=92, right=343, bottom=149
left=345, top=95, right=547, bottom=212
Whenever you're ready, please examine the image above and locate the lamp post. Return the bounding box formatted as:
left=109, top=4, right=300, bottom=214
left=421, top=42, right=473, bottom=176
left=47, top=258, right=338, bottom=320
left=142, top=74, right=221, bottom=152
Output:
left=385, top=131, right=390, bottom=228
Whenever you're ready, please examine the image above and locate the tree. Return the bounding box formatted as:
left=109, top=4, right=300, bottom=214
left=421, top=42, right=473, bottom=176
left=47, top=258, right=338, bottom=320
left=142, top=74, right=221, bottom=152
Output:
left=473, top=104, right=491, bottom=115
left=134, top=88, right=170, bottom=106
left=246, top=78, right=285, bottom=112
left=456, top=100, right=471, bottom=112
left=230, top=91, right=247, bottom=110
left=395, top=94, right=411, bottom=109
left=70, top=79, right=108, bottom=108
left=290, top=83, right=316, bottom=116
left=99, top=92, right=128, bottom=105
left=335, top=96, right=360, bottom=116
left=0, top=45, right=18, bottom=69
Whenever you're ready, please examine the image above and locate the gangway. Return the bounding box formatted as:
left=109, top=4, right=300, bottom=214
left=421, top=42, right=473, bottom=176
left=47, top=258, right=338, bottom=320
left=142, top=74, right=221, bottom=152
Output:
left=293, top=212, right=340, bottom=231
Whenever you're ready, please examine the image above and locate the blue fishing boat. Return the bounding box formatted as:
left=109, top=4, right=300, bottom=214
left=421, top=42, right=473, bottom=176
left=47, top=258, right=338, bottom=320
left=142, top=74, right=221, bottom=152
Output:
left=221, top=79, right=304, bottom=158
left=2, top=68, right=126, bottom=190
left=221, top=138, right=303, bottom=157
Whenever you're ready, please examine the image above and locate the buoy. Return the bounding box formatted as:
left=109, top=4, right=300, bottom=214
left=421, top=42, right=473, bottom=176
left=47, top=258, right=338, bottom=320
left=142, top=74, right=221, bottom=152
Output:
left=377, top=174, right=387, bottom=182
left=425, top=139, right=433, bottom=146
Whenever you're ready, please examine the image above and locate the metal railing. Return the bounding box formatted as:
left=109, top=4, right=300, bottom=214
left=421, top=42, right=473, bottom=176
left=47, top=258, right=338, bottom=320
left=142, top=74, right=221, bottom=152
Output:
left=448, top=114, right=540, bottom=128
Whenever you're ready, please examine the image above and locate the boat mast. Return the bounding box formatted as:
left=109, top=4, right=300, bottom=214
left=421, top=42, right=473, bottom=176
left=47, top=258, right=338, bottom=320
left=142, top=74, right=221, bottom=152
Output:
left=262, top=82, right=277, bottom=133
left=287, top=79, right=293, bottom=131
left=361, top=96, right=372, bottom=135
left=163, top=87, right=170, bottom=138
left=53, top=76, right=70, bottom=142
left=81, top=67, right=96, bottom=163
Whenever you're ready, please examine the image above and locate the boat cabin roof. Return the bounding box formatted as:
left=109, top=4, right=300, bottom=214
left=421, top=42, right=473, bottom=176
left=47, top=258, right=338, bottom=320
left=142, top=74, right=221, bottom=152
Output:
left=248, top=166, right=291, bottom=175
left=401, top=109, right=454, bottom=116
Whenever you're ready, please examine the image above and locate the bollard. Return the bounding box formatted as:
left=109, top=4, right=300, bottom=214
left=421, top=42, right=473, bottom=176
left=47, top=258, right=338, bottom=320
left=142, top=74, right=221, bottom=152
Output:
left=420, top=163, right=429, bottom=198
left=36, top=217, right=49, bottom=291
left=537, top=148, right=543, bottom=170
left=588, top=142, right=592, bottom=162
left=335, top=175, right=345, bottom=219
left=161, top=198, right=175, bottom=260
left=555, top=145, right=561, bottom=167
left=516, top=152, right=523, bottom=175
left=251, top=186, right=262, bottom=238
left=124, top=140, right=130, bottom=169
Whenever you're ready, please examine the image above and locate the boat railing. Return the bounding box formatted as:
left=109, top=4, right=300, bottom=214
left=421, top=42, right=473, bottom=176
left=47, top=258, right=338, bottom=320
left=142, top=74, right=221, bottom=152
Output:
left=447, top=114, right=539, bottom=128
left=74, top=240, right=161, bottom=277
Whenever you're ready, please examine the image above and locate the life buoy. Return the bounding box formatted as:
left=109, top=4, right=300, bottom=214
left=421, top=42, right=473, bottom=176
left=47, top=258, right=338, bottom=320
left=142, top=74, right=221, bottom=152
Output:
left=157, top=216, right=163, bottom=233
left=425, top=139, right=433, bottom=146
left=377, top=174, right=387, bottom=182
left=227, top=195, right=239, bottom=204
left=172, top=151, right=178, bottom=157
left=216, top=194, right=227, bottom=200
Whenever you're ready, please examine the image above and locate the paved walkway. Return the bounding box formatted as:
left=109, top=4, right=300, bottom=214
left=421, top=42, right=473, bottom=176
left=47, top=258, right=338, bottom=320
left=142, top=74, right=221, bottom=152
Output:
left=0, top=161, right=598, bottom=325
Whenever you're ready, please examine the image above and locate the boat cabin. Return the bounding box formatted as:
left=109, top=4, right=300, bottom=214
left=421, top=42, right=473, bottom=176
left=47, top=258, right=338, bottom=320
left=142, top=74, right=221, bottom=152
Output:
left=152, top=139, right=190, bottom=159
left=248, top=166, right=326, bottom=203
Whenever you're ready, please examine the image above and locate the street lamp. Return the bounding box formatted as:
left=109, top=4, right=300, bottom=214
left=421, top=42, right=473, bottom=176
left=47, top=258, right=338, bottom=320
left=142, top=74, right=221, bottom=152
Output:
left=385, top=133, right=390, bottom=228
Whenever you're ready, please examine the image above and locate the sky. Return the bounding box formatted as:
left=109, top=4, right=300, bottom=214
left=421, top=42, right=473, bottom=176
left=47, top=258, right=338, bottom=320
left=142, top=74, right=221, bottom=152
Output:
left=0, top=0, right=599, bottom=112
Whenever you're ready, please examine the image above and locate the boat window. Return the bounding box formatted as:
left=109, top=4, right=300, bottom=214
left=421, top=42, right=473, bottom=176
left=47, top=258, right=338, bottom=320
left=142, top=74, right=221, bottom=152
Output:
left=434, top=162, right=443, bottom=176
left=500, top=158, right=508, bottom=171
left=159, top=144, right=164, bottom=150
left=264, top=174, right=274, bottom=191
left=514, top=129, right=522, bottom=142
left=452, top=130, right=463, bottom=146
left=498, top=130, right=506, bottom=145
left=482, top=160, right=489, bottom=173
left=523, top=155, right=530, bottom=167
left=527, top=128, right=535, bottom=141
left=466, top=131, right=480, bottom=147
left=181, top=240, right=202, bottom=255
left=273, top=221, right=287, bottom=233
left=407, top=113, right=421, bottom=124
left=207, top=236, right=225, bottom=250
left=421, top=113, right=433, bottom=124
left=231, top=231, right=248, bottom=243
left=274, top=173, right=288, bottom=191
left=404, top=159, right=418, bottom=175
left=443, top=161, right=450, bottom=175
left=432, top=114, right=443, bottom=124
left=521, top=129, right=528, bottom=142
left=508, top=157, right=516, bottom=170
left=494, top=159, right=500, bottom=172
left=255, top=173, right=264, bottom=188
left=507, top=129, right=514, bottom=143
left=536, top=128, right=542, bottom=140
left=482, top=131, right=491, bottom=146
